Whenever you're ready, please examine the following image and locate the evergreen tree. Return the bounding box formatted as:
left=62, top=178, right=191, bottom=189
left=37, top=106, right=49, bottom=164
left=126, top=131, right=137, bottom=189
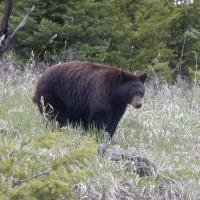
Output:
left=127, top=0, right=178, bottom=79
left=0, top=0, right=199, bottom=79
left=169, top=0, right=200, bottom=78
left=125, top=0, right=200, bottom=79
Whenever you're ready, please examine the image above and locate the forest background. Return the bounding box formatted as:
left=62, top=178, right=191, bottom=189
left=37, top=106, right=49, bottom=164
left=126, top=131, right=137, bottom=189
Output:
left=0, top=1, right=200, bottom=199
left=0, top=0, right=200, bottom=80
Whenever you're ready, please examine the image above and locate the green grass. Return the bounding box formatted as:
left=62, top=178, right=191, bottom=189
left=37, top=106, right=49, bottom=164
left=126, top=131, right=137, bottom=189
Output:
left=0, top=61, right=200, bottom=199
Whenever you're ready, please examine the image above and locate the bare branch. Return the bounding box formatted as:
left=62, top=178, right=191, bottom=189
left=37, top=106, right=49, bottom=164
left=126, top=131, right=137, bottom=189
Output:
left=9, top=6, right=35, bottom=41
left=0, top=4, right=35, bottom=55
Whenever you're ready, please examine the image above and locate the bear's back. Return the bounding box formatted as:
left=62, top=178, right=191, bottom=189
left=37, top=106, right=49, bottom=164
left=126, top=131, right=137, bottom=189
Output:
left=39, top=61, right=121, bottom=91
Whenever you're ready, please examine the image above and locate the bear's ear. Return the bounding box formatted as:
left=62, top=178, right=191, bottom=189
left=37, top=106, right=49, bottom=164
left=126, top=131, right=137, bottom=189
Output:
left=140, top=73, right=147, bottom=83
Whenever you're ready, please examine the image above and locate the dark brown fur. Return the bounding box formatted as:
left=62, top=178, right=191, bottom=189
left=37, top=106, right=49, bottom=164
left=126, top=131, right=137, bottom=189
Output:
left=33, top=61, right=147, bottom=138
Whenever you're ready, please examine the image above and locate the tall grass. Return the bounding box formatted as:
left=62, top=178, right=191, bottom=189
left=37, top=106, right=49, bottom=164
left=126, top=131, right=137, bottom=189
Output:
left=0, top=58, right=200, bottom=199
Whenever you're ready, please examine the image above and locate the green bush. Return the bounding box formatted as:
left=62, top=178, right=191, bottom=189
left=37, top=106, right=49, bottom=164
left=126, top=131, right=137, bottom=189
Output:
left=0, top=138, right=96, bottom=199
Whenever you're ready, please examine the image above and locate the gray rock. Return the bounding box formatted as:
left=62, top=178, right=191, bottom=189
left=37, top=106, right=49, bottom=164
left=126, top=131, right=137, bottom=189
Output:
left=98, top=144, right=157, bottom=177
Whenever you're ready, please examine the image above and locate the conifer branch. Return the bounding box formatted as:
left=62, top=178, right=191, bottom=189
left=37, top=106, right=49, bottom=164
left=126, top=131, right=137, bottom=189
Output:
left=10, top=168, right=52, bottom=189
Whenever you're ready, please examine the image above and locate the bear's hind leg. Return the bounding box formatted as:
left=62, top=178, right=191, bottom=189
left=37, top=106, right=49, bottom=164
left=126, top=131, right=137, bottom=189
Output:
left=37, top=93, right=69, bottom=127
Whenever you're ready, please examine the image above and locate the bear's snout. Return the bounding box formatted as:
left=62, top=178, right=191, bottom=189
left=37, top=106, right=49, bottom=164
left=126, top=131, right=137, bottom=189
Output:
left=135, top=103, right=142, bottom=109
left=130, top=95, right=142, bottom=109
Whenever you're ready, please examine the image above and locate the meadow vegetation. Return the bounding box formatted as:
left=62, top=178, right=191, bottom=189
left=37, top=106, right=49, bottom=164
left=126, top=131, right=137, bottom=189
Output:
left=0, top=56, right=199, bottom=199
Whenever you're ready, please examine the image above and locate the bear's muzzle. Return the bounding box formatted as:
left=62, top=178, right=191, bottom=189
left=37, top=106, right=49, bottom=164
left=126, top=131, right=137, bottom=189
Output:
left=130, top=95, right=142, bottom=109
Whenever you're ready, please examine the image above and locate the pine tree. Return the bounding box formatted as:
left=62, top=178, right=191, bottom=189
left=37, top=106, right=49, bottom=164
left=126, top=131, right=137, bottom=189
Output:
left=170, top=0, right=200, bottom=77
left=0, top=0, right=199, bottom=79
left=127, top=0, right=179, bottom=79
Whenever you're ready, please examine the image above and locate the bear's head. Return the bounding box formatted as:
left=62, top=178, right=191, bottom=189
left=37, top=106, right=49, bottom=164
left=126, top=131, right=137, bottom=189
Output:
left=117, top=71, right=147, bottom=108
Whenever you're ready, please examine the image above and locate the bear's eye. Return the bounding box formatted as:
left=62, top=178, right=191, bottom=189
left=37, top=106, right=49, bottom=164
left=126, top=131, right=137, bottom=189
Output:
left=130, top=91, right=142, bottom=97
left=130, top=91, right=135, bottom=96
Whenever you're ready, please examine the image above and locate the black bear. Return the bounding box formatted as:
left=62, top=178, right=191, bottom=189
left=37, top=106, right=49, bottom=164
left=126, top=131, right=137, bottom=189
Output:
left=32, top=61, right=147, bottom=138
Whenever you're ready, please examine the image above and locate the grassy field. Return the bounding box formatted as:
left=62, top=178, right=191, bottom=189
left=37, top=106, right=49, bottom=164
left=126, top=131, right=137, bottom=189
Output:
left=0, top=59, right=200, bottom=199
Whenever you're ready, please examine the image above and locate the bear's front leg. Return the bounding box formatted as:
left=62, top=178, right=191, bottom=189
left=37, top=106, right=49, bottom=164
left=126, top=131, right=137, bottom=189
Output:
left=108, top=119, right=120, bottom=138
left=88, top=110, right=113, bottom=137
